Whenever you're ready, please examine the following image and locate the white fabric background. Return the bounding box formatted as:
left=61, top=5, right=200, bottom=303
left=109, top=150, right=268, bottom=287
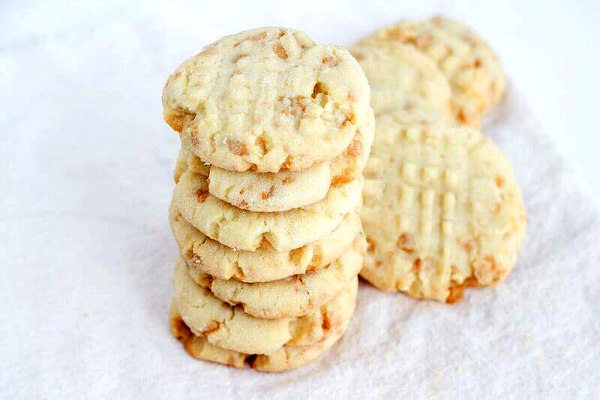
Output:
left=1, top=1, right=599, bottom=399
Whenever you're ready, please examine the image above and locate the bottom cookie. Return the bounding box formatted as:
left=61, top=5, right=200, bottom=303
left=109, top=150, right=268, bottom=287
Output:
left=170, top=277, right=358, bottom=372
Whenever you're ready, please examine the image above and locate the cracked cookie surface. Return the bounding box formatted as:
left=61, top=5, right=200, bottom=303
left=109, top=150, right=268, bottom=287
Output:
left=360, top=114, right=526, bottom=302
left=163, top=27, right=371, bottom=173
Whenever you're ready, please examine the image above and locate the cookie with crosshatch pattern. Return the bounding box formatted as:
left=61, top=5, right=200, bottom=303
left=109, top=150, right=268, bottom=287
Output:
left=356, top=16, right=507, bottom=126
left=163, top=27, right=371, bottom=173
left=360, top=113, right=526, bottom=302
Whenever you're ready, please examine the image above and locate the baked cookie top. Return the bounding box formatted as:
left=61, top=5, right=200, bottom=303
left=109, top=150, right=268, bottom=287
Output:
left=172, top=258, right=358, bottom=355
left=163, top=27, right=371, bottom=172
left=356, top=16, right=507, bottom=126
left=350, top=43, right=453, bottom=119
left=360, top=114, right=526, bottom=302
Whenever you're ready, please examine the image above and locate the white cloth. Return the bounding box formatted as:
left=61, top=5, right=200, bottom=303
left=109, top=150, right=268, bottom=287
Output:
left=1, top=1, right=599, bottom=399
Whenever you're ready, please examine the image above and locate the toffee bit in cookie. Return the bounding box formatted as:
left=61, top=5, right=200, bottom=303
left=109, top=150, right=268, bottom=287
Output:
left=366, top=237, right=377, bottom=253
left=195, top=188, right=209, bottom=203
left=396, top=233, right=414, bottom=253
left=340, top=112, right=356, bottom=128
left=281, top=96, right=308, bottom=119
left=273, top=43, right=288, bottom=59
left=446, top=277, right=479, bottom=304
left=311, top=82, right=327, bottom=98
left=346, top=140, right=362, bottom=157
left=321, top=315, right=332, bottom=331
left=495, top=176, right=504, bottom=188
left=232, top=53, right=249, bottom=63
left=260, top=185, right=275, bottom=200
left=322, top=55, right=339, bottom=67
left=255, top=136, right=267, bottom=154
left=228, top=140, right=249, bottom=156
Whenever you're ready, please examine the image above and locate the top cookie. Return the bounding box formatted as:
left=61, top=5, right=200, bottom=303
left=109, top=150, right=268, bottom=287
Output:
left=163, top=27, right=371, bottom=173
left=356, top=17, right=506, bottom=126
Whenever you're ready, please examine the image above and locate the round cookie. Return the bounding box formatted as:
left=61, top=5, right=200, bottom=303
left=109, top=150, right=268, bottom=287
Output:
left=188, top=235, right=365, bottom=318
left=360, top=114, right=526, bottom=303
left=204, top=108, right=374, bottom=212
left=350, top=43, right=453, bottom=119
left=163, top=27, right=371, bottom=173
left=170, top=203, right=362, bottom=282
left=173, top=258, right=357, bottom=355
left=172, top=169, right=363, bottom=252
left=170, top=276, right=357, bottom=372
left=356, top=16, right=507, bottom=126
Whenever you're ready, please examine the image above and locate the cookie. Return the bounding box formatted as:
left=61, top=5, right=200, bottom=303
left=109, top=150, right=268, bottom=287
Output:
left=350, top=43, right=453, bottom=119
left=170, top=203, right=361, bottom=282
left=163, top=27, right=371, bottom=173
left=202, top=108, right=374, bottom=212
left=360, top=114, right=526, bottom=302
left=356, top=16, right=506, bottom=126
left=172, top=169, right=363, bottom=252
left=170, top=276, right=357, bottom=372
left=173, top=258, right=357, bottom=354
left=188, top=235, right=365, bottom=318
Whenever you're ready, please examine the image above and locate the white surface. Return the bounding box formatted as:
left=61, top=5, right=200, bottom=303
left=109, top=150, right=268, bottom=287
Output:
left=1, top=1, right=599, bottom=399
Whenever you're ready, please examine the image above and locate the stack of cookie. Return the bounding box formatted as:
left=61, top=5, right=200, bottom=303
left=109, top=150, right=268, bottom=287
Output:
left=351, top=17, right=527, bottom=303
left=162, top=28, right=373, bottom=371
